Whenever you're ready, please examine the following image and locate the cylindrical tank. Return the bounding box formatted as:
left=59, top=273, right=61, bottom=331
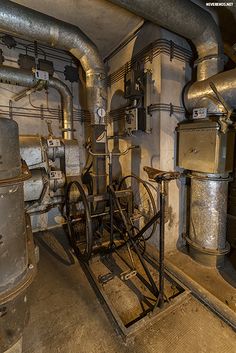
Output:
left=0, top=118, right=34, bottom=352
left=187, top=172, right=230, bottom=267
left=0, top=118, right=28, bottom=291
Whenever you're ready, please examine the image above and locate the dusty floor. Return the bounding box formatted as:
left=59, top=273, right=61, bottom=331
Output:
left=166, top=248, right=236, bottom=312
left=22, top=230, right=236, bottom=353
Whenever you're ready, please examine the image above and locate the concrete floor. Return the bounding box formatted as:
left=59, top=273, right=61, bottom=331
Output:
left=166, top=248, right=236, bottom=312
left=22, top=230, right=236, bottom=353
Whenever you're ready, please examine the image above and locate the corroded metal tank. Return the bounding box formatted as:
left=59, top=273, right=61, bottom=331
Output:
left=0, top=118, right=36, bottom=352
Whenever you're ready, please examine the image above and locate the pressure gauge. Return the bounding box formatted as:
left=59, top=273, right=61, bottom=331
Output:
left=97, top=107, right=106, bottom=119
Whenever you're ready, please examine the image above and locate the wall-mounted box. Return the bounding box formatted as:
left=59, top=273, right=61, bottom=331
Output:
left=176, top=120, right=235, bottom=174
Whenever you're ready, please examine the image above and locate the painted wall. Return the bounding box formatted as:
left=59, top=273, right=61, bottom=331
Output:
left=106, top=22, right=192, bottom=252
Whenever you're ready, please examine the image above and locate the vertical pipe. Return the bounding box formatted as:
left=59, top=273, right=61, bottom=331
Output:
left=187, top=173, right=230, bottom=267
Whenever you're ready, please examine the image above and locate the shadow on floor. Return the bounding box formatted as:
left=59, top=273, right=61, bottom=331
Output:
left=35, top=228, right=75, bottom=266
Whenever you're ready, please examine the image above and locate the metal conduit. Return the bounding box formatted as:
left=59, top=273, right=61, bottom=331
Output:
left=107, top=0, right=223, bottom=81
left=0, top=65, right=73, bottom=139
left=0, top=0, right=107, bottom=196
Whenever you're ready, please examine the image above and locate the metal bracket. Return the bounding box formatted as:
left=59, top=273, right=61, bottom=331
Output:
left=98, top=272, right=114, bottom=284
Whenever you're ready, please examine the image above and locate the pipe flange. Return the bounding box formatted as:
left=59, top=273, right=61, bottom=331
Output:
left=185, top=234, right=230, bottom=256
left=61, top=128, right=76, bottom=132
left=194, top=54, right=226, bottom=67
left=186, top=173, right=232, bottom=182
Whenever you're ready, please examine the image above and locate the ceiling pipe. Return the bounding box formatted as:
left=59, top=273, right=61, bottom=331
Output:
left=0, top=65, right=73, bottom=139
left=0, top=0, right=107, bottom=196
left=107, top=0, right=224, bottom=81
left=184, top=68, right=236, bottom=114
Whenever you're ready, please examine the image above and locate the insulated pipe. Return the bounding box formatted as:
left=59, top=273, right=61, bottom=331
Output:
left=0, top=66, right=73, bottom=139
left=107, top=0, right=223, bottom=80
left=188, top=173, right=230, bottom=267
left=0, top=66, right=73, bottom=140
left=46, top=78, right=73, bottom=140
left=184, top=68, right=236, bottom=113
left=0, top=0, right=107, bottom=195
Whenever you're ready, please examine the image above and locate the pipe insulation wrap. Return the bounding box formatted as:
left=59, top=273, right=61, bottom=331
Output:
left=190, top=176, right=228, bottom=250
left=108, top=0, right=223, bottom=80
left=184, top=68, right=236, bottom=113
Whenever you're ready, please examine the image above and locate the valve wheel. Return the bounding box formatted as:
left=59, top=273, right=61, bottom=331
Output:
left=119, top=174, right=157, bottom=241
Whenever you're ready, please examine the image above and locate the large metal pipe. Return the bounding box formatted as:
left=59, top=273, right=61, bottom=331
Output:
left=107, top=0, right=223, bottom=80
left=187, top=173, right=230, bottom=267
left=0, top=65, right=73, bottom=140
left=184, top=68, right=236, bottom=113
left=0, top=0, right=107, bottom=195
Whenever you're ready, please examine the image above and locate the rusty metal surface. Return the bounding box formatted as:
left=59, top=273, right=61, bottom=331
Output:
left=0, top=118, right=21, bottom=180
left=0, top=292, right=29, bottom=353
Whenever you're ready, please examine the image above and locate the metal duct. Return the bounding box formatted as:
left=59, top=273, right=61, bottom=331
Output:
left=0, top=66, right=73, bottom=140
left=184, top=68, right=236, bottom=113
left=107, top=0, right=223, bottom=80
left=187, top=173, right=230, bottom=267
left=0, top=0, right=107, bottom=195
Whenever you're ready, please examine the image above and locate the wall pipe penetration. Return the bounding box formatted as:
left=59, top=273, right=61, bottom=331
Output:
left=0, top=0, right=107, bottom=196
left=107, top=0, right=236, bottom=117
left=0, top=66, right=73, bottom=139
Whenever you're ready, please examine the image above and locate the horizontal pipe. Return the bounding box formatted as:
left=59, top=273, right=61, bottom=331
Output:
left=0, top=0, right=107, bottom=195
left=184, top=68, right=236, bottom=113
left=108, top=0, right=223, bottom=80
left=0, top=66, right=73, bottom=139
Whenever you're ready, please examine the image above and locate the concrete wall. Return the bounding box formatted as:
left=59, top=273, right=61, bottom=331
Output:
left=107, top=22, right=192, bottom=252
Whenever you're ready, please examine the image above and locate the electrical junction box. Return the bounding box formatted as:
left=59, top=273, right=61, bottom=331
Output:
left=35, top=69, right=49, bottom=81
left=124, top=107, right=146, bottom=134
left=124, top=69, right=152, bottom=134
left=176, top=119, right=235, bottom=174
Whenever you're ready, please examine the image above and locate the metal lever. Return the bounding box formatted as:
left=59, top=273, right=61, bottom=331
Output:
left=13, top=80, right=45, bottom=102
left=209, top=82, right=233, bottom=133
left=209, top=82, right=232, bottom=118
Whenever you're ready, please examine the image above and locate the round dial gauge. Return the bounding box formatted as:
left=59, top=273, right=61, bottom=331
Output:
left=97, top=108, right=106, bottom=118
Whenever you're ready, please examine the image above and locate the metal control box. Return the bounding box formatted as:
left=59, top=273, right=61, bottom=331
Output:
left=176, top=120, right=235, bottom=173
